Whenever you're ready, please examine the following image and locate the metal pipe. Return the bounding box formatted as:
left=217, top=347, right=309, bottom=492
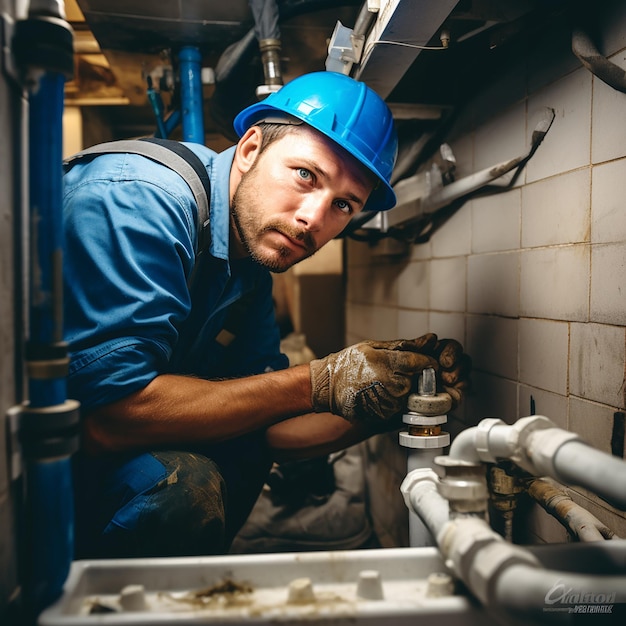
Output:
left=178, top=46, right=205, bottom=144
left=528, top=478, right=620, bottom=542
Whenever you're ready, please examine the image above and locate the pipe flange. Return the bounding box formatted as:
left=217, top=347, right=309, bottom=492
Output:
left=399, top=431, right=450, bottom=449
left=403, top=412, right=448, bottom=426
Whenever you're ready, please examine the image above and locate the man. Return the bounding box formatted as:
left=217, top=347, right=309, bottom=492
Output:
left=64, top=71, right=469, bottom=558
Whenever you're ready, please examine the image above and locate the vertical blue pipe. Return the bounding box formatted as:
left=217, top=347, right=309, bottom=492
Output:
left=179, top=46, right=205, bottom=143
left=25, top=70, right=76, bottom=618
left=28, top=72, right=66, bottom=406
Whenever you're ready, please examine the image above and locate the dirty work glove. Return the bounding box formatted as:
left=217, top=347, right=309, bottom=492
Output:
left=309, top=335, right=439, bottom=423
left=431, top=338, right=472, bottom=409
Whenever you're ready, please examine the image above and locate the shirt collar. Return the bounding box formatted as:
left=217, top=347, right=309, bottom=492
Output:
left=208, top=145, right=236, bottom=261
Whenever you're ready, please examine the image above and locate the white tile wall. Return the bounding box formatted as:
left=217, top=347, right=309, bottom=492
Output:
left=465, top=371, right=519, bottom=425
left=468, top=252, right=519, bottom=317
left=429, top=257, right=466, bottom=312
left=431, top=204, right=472, bottom=258
left=396, top=260, right=429, bottom=310
left=569, top=396, right=618, bottom=455
left=345, top=302, right=398, bottom=342
left=591, top=243, right=626, bottom=325
left=526, top=69, right=592, bottom=183
left=518, top=385, right=568, bottom=429
left=521, top=169, right=591, bottom=248
left=472, top=189, right=521, bottom=253
left=347, top=2, right=626, bottom=549
left=519, top=318, right=569, bottom=395
left=467, top=315, right=518, bottom=380
left=569, top=322, right=625, bottom=407
left=519, top=245, right=589, bottom=321
left=591, top=158, right=626, bottom=244
left=428, top=312, right=465, bottom=344
left=474, top=102, right=527, bottom=174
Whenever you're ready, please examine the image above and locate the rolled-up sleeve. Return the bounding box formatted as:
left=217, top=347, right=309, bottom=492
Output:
left=63, top=155, right=197, bottom=411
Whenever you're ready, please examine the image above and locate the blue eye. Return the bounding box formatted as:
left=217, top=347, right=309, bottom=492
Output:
left=298, top=168, right=312, bottom=180
left=335, top=199, right=352, bottom=214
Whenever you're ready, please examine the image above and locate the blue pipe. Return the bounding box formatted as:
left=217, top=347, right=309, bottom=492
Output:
left=178, top=46, right=205, bottom=143
left=24, top=68, right=78, bottom=619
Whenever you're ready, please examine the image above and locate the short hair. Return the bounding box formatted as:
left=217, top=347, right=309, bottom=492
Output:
left=256, top=121, right=298, bottom=153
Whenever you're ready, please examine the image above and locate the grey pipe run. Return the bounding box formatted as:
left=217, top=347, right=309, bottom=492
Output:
left=572, top=28, right=626, bottom=94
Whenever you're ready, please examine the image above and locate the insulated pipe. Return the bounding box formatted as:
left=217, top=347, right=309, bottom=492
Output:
left=178, top=46, right=205, bottom=144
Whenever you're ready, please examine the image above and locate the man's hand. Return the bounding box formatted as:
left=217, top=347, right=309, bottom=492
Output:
left=309, top=334, right=471, bottom=423
left=431, top=337, right=472, bottom=409
left=309, top=335, right=437, bottom=423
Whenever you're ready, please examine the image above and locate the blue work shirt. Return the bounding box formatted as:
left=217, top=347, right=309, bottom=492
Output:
left=63, top=143, right=288, bottom=413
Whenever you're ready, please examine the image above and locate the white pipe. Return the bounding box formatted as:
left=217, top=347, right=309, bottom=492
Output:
left=401, top=469, right=449, bottom=541
left=495, top=563, right=626, bottom=618
left=446, top=416, right=626, bottom=511
left=406, top=448, right=444, bottom=547
left=402, top=467, right=626, bottom=618
left=553, top=440, right=626, bottom=510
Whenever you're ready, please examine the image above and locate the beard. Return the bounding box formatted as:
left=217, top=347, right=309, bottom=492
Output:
left=231, top=162, right=318, bottom=273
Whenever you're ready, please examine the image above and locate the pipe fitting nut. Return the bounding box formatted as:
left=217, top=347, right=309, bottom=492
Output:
left=400, top=468, right=439, bottom=510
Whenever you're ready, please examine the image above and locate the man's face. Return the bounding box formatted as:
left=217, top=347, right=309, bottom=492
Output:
left=231, top=125, right=374, bottom=273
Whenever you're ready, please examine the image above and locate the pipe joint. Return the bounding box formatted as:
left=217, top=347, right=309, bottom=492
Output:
left=19, top=399, right=80, bottom=460
left=435, top=456, right=489, bottom=516
left=468, top=537, right=541, bottom=606
left=440, top=517, right=541, bottom=606
left=526, top=427, right=581, bottom=477
left=13, top=14, right=73, bottom=84
left=474, top=417, right=506, bottom=463
left=511, top=415, right=579, bottom=475
left=400, top=467, right=439, bottom=510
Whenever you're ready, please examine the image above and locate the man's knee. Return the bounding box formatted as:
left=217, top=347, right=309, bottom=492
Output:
left=108, top=451, right=227, bottom=557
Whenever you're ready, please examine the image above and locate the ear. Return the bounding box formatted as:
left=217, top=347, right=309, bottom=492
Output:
left=233, top=126, right=262, bottom=174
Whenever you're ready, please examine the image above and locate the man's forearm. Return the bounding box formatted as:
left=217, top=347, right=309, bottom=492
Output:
left=83, top=365, right=313, bottom=454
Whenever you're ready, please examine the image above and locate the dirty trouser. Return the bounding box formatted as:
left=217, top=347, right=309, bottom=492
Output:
left=72, top=433, right=271, bottom=558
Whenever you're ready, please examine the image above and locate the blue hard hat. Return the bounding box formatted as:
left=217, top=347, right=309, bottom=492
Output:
left=233, top=71, right=398, bottom=211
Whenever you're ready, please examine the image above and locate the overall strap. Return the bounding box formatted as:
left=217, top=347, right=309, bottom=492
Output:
left=64, top=137, right=211, bottom=253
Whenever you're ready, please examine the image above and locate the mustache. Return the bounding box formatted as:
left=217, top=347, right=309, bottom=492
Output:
left=262, top=222, right=317, bottom=253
